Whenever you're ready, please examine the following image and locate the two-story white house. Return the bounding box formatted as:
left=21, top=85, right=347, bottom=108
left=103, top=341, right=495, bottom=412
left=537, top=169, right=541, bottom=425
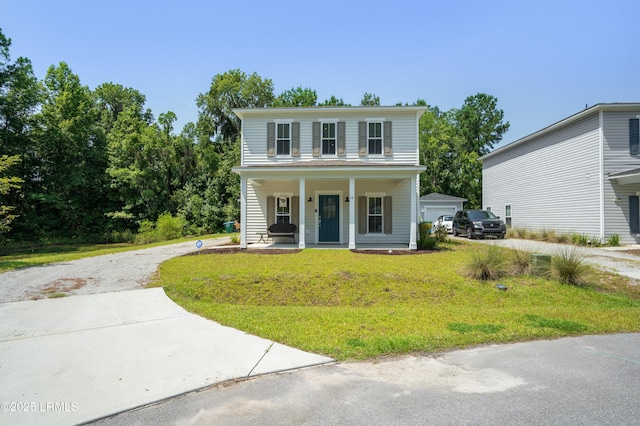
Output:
left=232, top=106, right=427, bottom=249
left=482, top=103, right=640, bottom=244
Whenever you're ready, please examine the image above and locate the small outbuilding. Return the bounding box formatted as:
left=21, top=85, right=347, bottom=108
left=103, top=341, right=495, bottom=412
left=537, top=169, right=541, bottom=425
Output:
left=419, top=193, right=467, bottom=223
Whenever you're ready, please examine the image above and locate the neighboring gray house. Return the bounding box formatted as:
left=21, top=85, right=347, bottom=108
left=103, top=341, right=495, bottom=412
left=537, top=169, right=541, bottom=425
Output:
left=419, top=193, right=466, bottom=223
left=481, top=103, right=640, bottom=244
left=232, top=106, right=427, bottom=249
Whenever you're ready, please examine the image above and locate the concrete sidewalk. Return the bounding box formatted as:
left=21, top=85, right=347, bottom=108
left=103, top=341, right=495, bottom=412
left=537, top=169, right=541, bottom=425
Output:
left=0, top=288, right=334, bottom=426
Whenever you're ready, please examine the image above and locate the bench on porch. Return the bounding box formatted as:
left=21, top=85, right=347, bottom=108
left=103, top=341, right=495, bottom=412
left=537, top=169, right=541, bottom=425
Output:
left=267, top=223, right=297, bottom=244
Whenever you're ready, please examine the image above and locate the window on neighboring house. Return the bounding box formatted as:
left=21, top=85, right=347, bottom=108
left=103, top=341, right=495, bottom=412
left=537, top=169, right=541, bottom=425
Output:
left=322, top=122, right=336, bottom=155
left=368, top=122, right=382, bottom=155
left=368, top=196, right=383, bottom=233
left=630, top=118, right=639, bottom=156
left=276, top=123, right=290, bottom=156
left=486, top=206, right=491, bottom=212
left=505, top=204, right=512, bottom=227
left=276, top=196, right=290, bottom=224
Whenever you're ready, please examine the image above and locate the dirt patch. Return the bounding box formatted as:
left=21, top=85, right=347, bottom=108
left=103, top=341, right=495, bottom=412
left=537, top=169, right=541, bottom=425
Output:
left=30, top=277, right=89, bottom=300
left=622, top=250, right=640, bottom=257
left=350, top=249, right=436, bottom=255
left=183, top=248, right=302, bottom=256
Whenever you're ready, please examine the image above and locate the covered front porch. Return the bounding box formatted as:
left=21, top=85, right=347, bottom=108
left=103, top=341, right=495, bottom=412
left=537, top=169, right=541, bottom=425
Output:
left=233, top=162, right=425, bottom=250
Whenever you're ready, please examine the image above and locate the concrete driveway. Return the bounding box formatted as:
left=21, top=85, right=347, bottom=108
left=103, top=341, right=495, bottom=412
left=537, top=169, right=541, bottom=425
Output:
left=0, top=288, right=333, bottom=426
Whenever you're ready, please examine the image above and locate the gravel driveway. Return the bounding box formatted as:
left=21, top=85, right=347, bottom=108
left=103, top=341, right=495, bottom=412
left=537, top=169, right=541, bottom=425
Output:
left=0, top=237, right=230, bottom=303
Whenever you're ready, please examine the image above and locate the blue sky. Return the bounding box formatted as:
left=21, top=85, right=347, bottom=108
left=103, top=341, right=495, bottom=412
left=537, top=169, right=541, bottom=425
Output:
left=3, top=0, right=639, bottom=148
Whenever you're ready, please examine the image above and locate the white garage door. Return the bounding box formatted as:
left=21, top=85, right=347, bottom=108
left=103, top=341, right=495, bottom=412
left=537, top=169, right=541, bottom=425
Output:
left=424, top=206, right=457, bottom=223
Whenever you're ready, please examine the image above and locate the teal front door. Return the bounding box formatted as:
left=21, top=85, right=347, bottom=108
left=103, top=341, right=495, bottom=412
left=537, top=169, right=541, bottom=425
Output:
left=318, top=195, right=340, bottom=242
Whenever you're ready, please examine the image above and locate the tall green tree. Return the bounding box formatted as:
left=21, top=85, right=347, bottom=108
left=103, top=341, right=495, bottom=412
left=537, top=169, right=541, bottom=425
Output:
left=273, top=86, right=317, bottom=107
left=455, top=93, right=510, bottom=156
left=29, top=62, right=107, bottom=236
left=196, top=69, right=274, bottom=143
left=0, top=29, right=40, bottom=238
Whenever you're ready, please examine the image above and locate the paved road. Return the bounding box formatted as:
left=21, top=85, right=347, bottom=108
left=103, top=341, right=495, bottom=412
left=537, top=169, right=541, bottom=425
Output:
left=95, top=333, right=640, bottom=425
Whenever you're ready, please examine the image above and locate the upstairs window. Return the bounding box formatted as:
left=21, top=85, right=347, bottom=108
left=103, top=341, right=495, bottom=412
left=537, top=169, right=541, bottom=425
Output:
left=322, top=123, right=336, bottom=155
left=276, top=123, right=291, bottom=156
left=368, top=122, right=382, bottom=155
left=630, top=118, right=639, bottom=156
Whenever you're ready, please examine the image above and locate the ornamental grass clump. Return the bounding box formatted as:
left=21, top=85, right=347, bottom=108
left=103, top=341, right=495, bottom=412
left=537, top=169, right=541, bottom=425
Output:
left=464, top=244, right=508, bottom=281
left=552, top=247, right=587, bottom=286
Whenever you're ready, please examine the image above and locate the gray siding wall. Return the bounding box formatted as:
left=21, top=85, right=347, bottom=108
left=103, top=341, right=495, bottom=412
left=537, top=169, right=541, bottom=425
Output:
left=241, top=110, right=419, bottom=166
left=483, top=112, right=602, bottom=235
left=602, top=110, right=640, bottom=243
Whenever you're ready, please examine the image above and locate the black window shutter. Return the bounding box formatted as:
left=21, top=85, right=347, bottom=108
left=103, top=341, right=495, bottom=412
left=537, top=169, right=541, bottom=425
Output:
left=358, top=122, right=367, bottom=157
left=630, top=119, right=639, bottom=156
left=337, top=122, right=346, bottom=156
left=267, top=123, right=275, bottom=157
left=312, top=122, right=320, bottom=157
left=383, top=196, right=392, bottom=234
left=267, top=196, right=275, bottom=226
left=358, top=196, right=367, bottom=234
left=291, top=122, right=300, bottom=157
left=630, top=195, right=640, bottom=234
left=383, top=121, right=392, bottom=156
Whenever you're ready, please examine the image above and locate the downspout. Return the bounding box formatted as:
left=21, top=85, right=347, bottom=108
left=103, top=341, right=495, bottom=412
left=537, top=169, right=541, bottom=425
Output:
left=599, top=108, right=605, bottom=241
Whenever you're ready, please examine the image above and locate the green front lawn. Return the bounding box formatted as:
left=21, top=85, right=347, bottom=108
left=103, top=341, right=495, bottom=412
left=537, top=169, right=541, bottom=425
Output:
left=152, top=243, right=640, bottom=360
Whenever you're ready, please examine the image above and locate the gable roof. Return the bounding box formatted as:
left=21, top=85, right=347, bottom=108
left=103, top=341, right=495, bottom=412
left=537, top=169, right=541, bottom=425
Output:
left=481, top=103, right=640, bottom=161
left=419, top=192, right=467, bottom=202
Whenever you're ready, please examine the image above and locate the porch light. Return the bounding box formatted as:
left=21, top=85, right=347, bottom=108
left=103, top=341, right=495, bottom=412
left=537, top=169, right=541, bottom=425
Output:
left=345, top=196, right=350, bottom=202
left=307, top=196, right=313, bottom=202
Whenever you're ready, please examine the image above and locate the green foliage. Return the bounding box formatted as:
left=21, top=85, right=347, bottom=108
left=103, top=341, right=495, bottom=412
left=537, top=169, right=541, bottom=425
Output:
left=134, top=213, right=185, bottom=244
left=432, top=223, right=449, bottom=243
left=319, top=95, right=350, bottom=106
left=522, top=314, right=588, bottom=333
left=0, top=155, right=22, bottom=234
left=195, top=69, right=274, bottom=143
left=360, top=92, right=380, bottom=106
left=418, top=222, right=437, bottom=250
left=273, top=86, right=317, bottom=107
left=607, top=234, right=621, bottom=247
left=464, top=244, right=508, bottom=280
left=552, top=248, right=587, bottom=286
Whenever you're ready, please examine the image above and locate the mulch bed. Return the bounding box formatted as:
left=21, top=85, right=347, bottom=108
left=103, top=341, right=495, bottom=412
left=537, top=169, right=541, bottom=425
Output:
left=184, top=247, right=436, bottom=256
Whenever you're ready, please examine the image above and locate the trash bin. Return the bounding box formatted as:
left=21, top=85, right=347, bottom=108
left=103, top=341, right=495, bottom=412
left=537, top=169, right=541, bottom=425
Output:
left=223, top=221, right=234, bottom=233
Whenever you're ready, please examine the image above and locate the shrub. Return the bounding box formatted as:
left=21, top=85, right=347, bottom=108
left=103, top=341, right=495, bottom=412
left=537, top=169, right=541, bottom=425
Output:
left=465, top=244, right=508, bottom=281
left=155, top=213, right=185, bottom=241
left=607, top=234, right=621, bottom=247
left=418, top=222, right=437, bottom=250
left=511, top=248, right=534, bottom=275
left=556, top=232, right=571, bottom=244
left=432, top=224, right=449, bottom=243
left=552, top=247, right=587, bottom=286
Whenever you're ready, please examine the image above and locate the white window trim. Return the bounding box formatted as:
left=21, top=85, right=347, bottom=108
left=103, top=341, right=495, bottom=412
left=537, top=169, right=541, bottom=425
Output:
left=275, top=193, right=292, bottom=224
left=275, top=122, right=292, bottom=157
left=367, top=121, right=384, bottom=157
left=321, top=121, right=338, bottom=157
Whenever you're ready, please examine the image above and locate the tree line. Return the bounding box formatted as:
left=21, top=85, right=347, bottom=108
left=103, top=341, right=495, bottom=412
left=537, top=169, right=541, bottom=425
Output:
left=0, top=28, right=509, bottom=243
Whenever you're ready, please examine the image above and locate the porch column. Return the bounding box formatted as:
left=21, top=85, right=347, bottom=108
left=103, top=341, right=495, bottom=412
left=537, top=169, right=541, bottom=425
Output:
left=348, top=177, right=356, bottom=249
left=409, top=175, right=418, bottom=250
left=298, top=178, right=306, bottom=248
left=240, top=177, right=247, bottom=249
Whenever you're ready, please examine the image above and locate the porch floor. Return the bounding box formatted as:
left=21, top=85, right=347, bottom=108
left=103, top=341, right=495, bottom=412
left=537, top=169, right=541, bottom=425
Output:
left=247, top=242, right=411, bottom=251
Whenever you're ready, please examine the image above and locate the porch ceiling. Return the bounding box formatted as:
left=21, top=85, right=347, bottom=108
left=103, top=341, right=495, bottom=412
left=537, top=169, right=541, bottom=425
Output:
left=609, top=167, right=640, bottom=185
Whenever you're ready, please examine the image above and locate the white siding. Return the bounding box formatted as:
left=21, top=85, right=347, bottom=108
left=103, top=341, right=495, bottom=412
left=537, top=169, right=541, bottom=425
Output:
left=241, top=110, right=419, bottom=166
left=483, top=112, right=602, bottom=236
left=602, top=110, right=640, bottom=243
